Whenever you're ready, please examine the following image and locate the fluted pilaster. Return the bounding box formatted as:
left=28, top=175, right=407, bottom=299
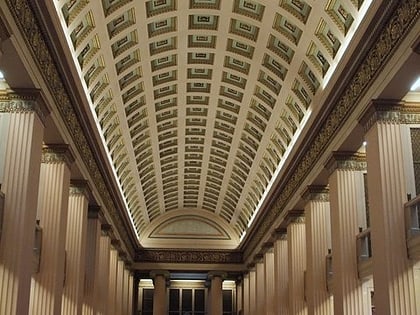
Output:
left=29, top=144, right=73, bottom=315
left=327, top=152, right=366, bottom=315
left=287, top=213, right=307, bottom=315
left=303, top=186, right=333, bottom=315
left=0, top=90, right=46, bottom=315
left=107, top=248, right=118, bottom=315
left=151, top=270, right=169, bottom=315
left=82, top=206, right=102, bottom=315
left=61, top=181, right=89, bottom=315
left=97, top=226, right=111, bottom=315
left=360, top=100, right=419, bottom=314
left=264, top=248, right=275, bottom=315
left=274, top=231, right=289, bottom=315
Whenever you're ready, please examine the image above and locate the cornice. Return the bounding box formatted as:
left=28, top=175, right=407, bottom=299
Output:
left=136, top=249, right=243, bottom=264
left=4, top=0, right=136, bottom=259
left=244, top=0, right=419, bottom=259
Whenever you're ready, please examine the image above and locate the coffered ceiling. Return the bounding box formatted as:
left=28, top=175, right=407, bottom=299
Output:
left=50, top=0, right=372, bottom=249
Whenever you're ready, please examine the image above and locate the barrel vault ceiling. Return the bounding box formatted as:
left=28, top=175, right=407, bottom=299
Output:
left=49, top=0, right=372, bottom=249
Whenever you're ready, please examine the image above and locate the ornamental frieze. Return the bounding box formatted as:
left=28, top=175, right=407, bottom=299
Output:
left=137, top=249, right=243, bottom=264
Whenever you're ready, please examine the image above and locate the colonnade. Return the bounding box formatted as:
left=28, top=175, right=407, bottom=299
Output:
left=0, top=91, right=135, bottom=315
left=237, top=101, right=420, bottom=315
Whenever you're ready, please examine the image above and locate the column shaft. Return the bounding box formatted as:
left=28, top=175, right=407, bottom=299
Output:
left=256, top=260, right=266, bottom=314
left=210, top=275, right=223, bottom=315
left=107, top=248, right=118, bottom=315
left=82, top=209, right=101, bottom=315
left=304, top=187, right=333, bottom=315
left=97, top=233, right=111, bottom=315
left=115, top=259, right=125, bottom=315
left=327, top=153, right=366, bottom=315
left=288, top=217, right=307, bottom=315
left=365, top=116, right=418, bottom=314
left=264, top=250, right=275, bottom=315
left=274, top=235, right=289, bottom=315
left=29, top=145, right=72, bottom=315
left=249, top=269, right=256, bottom=315
left=0, top=96, right=44, bottom=315
left=61, top=184, right=89, bottom=315
left=236, top=280, right=243, bottom=315
left=243, top=273, right=250, bottom=315
left=152, top=273, right=167, bottom=315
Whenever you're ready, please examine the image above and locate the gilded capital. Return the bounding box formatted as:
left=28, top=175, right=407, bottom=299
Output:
left=0, top=89, right=49, bottom=124
left=325, top=151, right=366, bottom=174
left=69, top=179, right=90, bottom=197
left=42, top=144, right=74, bottom=167
left=302, top=185, right=329, bottom=202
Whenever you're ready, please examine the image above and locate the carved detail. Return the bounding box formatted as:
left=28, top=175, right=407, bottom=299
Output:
left=0, top=89, right=49, bottom=124
left=137, top=249, right=243, bottom=264
left=325, top=151, right=367, bottom=174
left=42, top=144, right=74, bottom=168
left=302, top=185, right=329, bottom=202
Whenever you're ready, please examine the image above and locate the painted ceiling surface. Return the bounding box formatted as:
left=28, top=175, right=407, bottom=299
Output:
left=52, top=0, right=371, bottom=248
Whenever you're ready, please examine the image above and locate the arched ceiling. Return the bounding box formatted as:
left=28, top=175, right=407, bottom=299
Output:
left=51, top=0, right=371, bottom=248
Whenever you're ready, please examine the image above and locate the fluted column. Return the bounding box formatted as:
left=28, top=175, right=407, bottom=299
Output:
left=249, top=268, right=257, bottom=315
left=115, top=257, right=125, bottom=315
left=127, top=272, right=134, bottom=315
left=82, top=206, right=102, bottom=315
left=303, top=186, right=333, bottom=315
left=326, top=152, right=366, bottom=315
left=287, top=212, right=307, bottom=315
left=255, top=256, right=266, bottom=314
left=0, top=90, right=46, bottom=315
left=236, top=278, right=243, bottom=315
left=97, top=225, right=111, bottom=315
left=122, top=267, right=130, bottom=315
left=360, top=101, right=419, bottom=314
left=242, top=272, right=250, bottom=315
left=61, top=181, right=89, bottom=315
left=107, top=246, right=119, bottom=315
left=274, top=230, right=289, bottom=315
left=29, top=144, right=73, bottom=315
left=151, top=270, right=169, bottom=315
left=264, top=246, right=275, bottom=315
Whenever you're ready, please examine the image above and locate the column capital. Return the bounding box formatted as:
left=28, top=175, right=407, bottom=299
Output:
left=101, top=223, right=113, bottom=236
left=207, top=271, right=227, bottom=280
left=69, top=179, right=90, bottom=197
left=262, top=241, right=274, bottom=253
left=281, top=210, right=305, bottom=227
left=42, top=144, right=74, bottom=168
left=0, top=89, right=49, bottom=124
left=272, top=228, right=288, bottom=240
left=302, top=185, right=329, bottom=202
left=88, top=205, right=102, bottom=219
left=150, top=270, right=170, bottom=280
left=325, top=151, right=366, bottom=175
left=358, top=99, right=420, bottom=132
